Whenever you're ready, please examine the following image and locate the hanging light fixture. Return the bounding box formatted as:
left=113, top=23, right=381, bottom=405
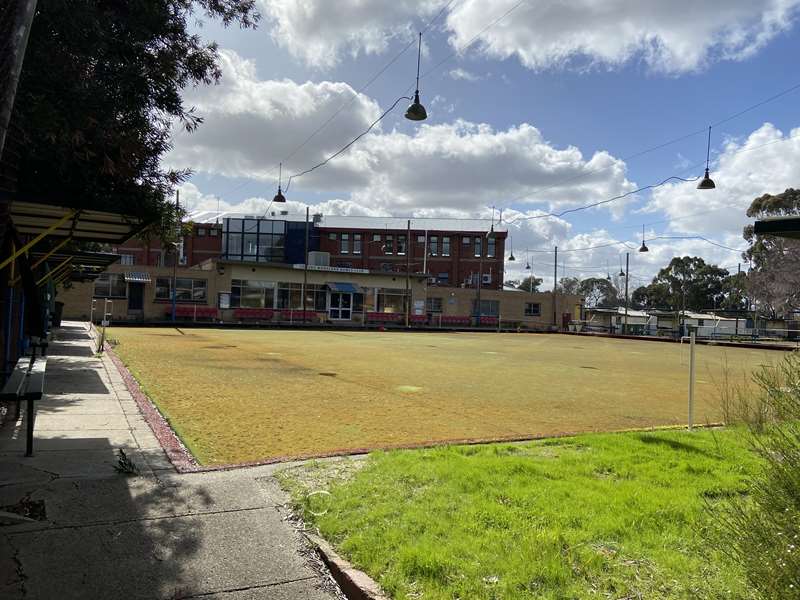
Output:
left=508, top=236, right=515, bottom=261
left=525, top=248, right=530, bottom=270
left=405, top=33, right=428, bottom=121
left=618, top=256, right=625, bottom=278
left=639, top=224, right=649, bottom=253
left=697, top=126, right=716, bottom=190
left=273, top=162, right=286, bottom=203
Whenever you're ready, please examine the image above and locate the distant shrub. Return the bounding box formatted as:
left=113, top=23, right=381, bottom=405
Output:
left=716, top=352, right=800, bottom=599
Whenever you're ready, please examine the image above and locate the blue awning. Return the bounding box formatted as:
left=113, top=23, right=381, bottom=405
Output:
left=327, top=282, right=361, bottom=293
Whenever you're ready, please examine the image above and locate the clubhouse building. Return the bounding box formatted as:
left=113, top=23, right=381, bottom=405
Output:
left=58, top=213, right=581, bottom=329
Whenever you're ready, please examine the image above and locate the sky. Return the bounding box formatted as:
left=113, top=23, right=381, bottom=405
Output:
left=166, top=0, right=800, bottom=289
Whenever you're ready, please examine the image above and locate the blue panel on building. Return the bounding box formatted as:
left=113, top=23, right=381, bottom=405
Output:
left=284, top=222, right=319, bottom=264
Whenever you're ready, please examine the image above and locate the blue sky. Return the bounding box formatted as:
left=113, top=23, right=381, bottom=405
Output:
left=171, top=1, right=800, bottom=286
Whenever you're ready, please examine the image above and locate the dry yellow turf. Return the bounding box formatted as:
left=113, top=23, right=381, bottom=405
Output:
left=108, top=327, right=780, bottom=466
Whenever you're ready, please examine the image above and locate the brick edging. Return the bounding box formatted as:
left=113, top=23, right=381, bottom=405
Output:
left=104, top=343, right=199, bottom=472
left=306, top=533, right=389, bottom=600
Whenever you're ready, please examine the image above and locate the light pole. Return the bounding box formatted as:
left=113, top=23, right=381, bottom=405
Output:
left=475, top=222, right=496, bottom=327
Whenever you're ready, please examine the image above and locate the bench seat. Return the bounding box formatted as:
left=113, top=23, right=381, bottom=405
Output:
left=233, top=308, right=274, bottom=320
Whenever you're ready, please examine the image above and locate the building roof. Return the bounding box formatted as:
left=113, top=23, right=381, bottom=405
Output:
left=11, top=201, right=148, bottom=244
left=753, top=215, right=800, bottom=240
left=188, top=210, right=507, bottom=234
left=586, top=306, right=650, bottom=318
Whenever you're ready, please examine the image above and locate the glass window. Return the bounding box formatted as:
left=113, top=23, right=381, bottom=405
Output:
left=437, top=272, right=449, bottom=284
left=93, top=273, right=127, bottom=298
left=197, top=227, right=206, bottom=237
left=372, top=234, right=381, bottom=242
left=329, top=233, right=337, bottom=241
left=304, top=284, right=327, bottom=312
left=377, top=288, right=406, bottom=313
left=277, top=282, right=303, bottom=309
left=463, top=235, right=471, bottom=246
left=397, top=235, right=407, bottom=255
left=119, top=254, right=135, bottom=266
left=697, top=319, right=705, bottom=327
left=340, top=233, right=349, bottom=254
left=430, top=236, right=438, bottom=256
left=472, top=299, right=500, bottom=316
left=353, top=233, right=362, bottom=254
left=426, top=297, right=443, bottom=313
left=384, top=235, right=393, bottom=254
left=416, top=235, right=425, bottom=243
left=155, top=277, right=207, bottom=302
left=524, top=302, right=541, bottom=316
left=442, top=237, right=450, bottom=256
left=209, top=228, right=219, bottom=237
left=231, top=279, right=276, bottom=308
left=474, top=237, right=482, bottom=257
left=487, top=237, right=496, bottom=258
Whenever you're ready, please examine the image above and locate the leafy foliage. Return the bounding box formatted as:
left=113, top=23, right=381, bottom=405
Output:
left=579, top=277, right=618, bottom=307
left=516, top=275, right=543, bottom=293
left=743, top=188, right=800, bottom=318
left=12, top=1, right=258, bottom=237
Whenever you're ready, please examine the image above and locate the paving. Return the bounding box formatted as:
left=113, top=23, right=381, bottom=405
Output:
left=0, top=322, right=342, bottom=599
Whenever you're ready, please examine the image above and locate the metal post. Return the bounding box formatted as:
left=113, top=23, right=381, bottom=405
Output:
left=172, top=190, right=180, bottom=323
left=0, top=0, right=37, bottom=160
left=552, top=246, right=558, bottom=328
left=302, top=207, right=309, bottom=320
left=476, top=250, right=483, bottom=327
left=623, top=252, right=629, bottom=335
left=735, top=263, right=740, bottom=337
left=688, top=329, right=696, bottom=431
left=405, top=219, right=410, bottom=328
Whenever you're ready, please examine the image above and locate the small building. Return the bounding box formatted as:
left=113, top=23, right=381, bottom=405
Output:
left=584, top=307, right=652, bottom=335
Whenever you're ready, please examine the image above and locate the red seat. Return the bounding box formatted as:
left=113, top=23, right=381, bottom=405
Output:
left=279, top=310, right=318, bottom=321
left=233, top=308, right=274, bottom=320
left=366, top=312, right=402, bottom=323
left=410, top=315, right=428, bottom=324
left=167, top=306, right=218, bottom=319
left=441, top=316, right=470, bottom=326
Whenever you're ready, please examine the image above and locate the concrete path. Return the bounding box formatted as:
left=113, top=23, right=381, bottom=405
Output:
left=0, top=322, right=342, bottom=599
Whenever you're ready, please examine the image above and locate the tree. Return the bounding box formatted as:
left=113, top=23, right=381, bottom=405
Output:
left=743, top=188, right=800, bottom=318
left=516, top=276, right=543, bottom=293
left=631, top=282, right=670, bottom=309
left=556, top=277, right=580, bottom=295
left=650, top=256, right=729, bottom=311
left=579, top=277, right=618, bottom=308
left=10, top=1, right=259, bottom=236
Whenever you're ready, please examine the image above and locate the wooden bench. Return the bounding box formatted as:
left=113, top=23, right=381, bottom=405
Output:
left=440, top=316, right=471, bottom=326
left=278, top=310, right=318, bottom=322
left=0, top=348, right=47, bottom=457
left=165, top=306, right=218, bottom=319
left=233, top=308, right=274, bottom=320
left=366, top=312, right=403, bottom=324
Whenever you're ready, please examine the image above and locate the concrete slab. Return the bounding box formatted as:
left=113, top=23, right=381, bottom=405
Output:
left=37, top=398, right=125, bottom=415
left=34, top=414, right=131, bottom=431
left=8, top=508, right=318, bottom=599
left=199, top=578, right=339, bottom=599
left=0, top=431, right=138, bottom=452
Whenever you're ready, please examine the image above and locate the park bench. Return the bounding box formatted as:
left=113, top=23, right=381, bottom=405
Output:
left=278, top=310, right=318, bottom=322
left=410, top=314, right=428, bottom=325
left=233, top=308, right=274, bottom=321
left=366, top=312, right=403, bottom=324
left=479, top=316, right=499, bottom=326
left=166, top=306, right=218, bottom=320
left=440, top=316, right=471, bottom=326
left=0, top=344, right=47, bottom=456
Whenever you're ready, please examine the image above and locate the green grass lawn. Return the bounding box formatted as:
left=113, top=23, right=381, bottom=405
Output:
left=108, top=327, right=777, bottom=465
left=279, top=428, right=760, bottom=599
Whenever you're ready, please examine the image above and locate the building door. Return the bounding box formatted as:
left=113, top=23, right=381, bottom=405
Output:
left=329, top=292, right=352, bottom=320
left=128, top=283, right=144, bottom=311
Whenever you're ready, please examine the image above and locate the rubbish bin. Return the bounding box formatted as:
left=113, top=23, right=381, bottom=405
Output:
left=52, top=301, right=64, bottom=327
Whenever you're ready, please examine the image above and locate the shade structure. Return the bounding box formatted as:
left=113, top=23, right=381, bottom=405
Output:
left=326, top=282, right=361, bottom=293
left=753, top=216, right=800, bottom=240
left=124, top=271, right=152, bottom=283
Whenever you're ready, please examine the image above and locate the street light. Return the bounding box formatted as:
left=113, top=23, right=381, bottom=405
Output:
left=405, top=33, right=428, bottom=122
left=639, top=224, right=649, bottom=253
left=507, top=235, right=515, bottom=261
left=697, top=126, right=716, bottom=190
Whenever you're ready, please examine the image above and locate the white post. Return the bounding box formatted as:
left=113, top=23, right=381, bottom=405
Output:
left=688, top=329, right=696, bottom=431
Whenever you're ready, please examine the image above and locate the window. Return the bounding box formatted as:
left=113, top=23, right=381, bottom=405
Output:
left=487, top=237, right=496, bottom=258
left=372, top=233, right=381, bottom=242
left=380, top=263, right=393, bottom=272
left=154, top=253, right=165, bottom=267
left=697, top=319, right=705, bottom=327
left=223, top=218, right=285, bottom=263
left=209, top=228, right=219, bottom=237
left=437, top=272, right=449, bottom=284
left=231, top=279, right=275, bottom=308
left=197, top=227, right=206, bottom=237
left=94, top=273, right=127, bottom=298
left=277, top=282, right=303, bottom=309
left=119, top=254, right=135, bottom=266
left=377, top=288, right=406, bottom=313
left=462, top=235, right=471, bottom=246
left=429, top=235, right=438, bottom=256
left=416, top=235, right=425, bottom=243
left=329, top=232, right=337, bottom=241
left=426, top=297, right=443, bottom=313
left=304, top=284, right=327, bottom=311
left=474, top=237, right=482, bottom=257
left=442, top=237, right=450, bottom=256
left=340, top=233, right=349, bottom=254
left=155, top=277, right=207, bottom=302
left=384, top=235, right=393, bottom=254
left=397, top=235, right=407, bottom=255
left=472, top=299, right=500, bottom=317
left=353, top=233, right=362, bottom=254
left=336, top=261, right=352, bottom=268
left=524, top=302, right=541, bottom=316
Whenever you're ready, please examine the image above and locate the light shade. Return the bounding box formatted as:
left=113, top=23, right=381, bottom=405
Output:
left=697, top=168, right=715, bottom=190
left=405, top=91, right=427, bottom=121
left=508, top=252, right=515, bottom=262
left=618, top=269, right=625, bottom=277
left=525, top=263, right=531, bottom=270
left=639, top=242, right=649, bottom=253
left=273, top=187, right=286, bottom=203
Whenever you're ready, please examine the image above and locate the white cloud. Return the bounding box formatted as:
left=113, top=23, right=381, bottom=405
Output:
left=646, top=122, right=800, bottom=241
left=170, top=49, right=637, bottom=220
left=448, top=68, right=481, bottom=81
left=259, top=0, right=799, bottom=73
